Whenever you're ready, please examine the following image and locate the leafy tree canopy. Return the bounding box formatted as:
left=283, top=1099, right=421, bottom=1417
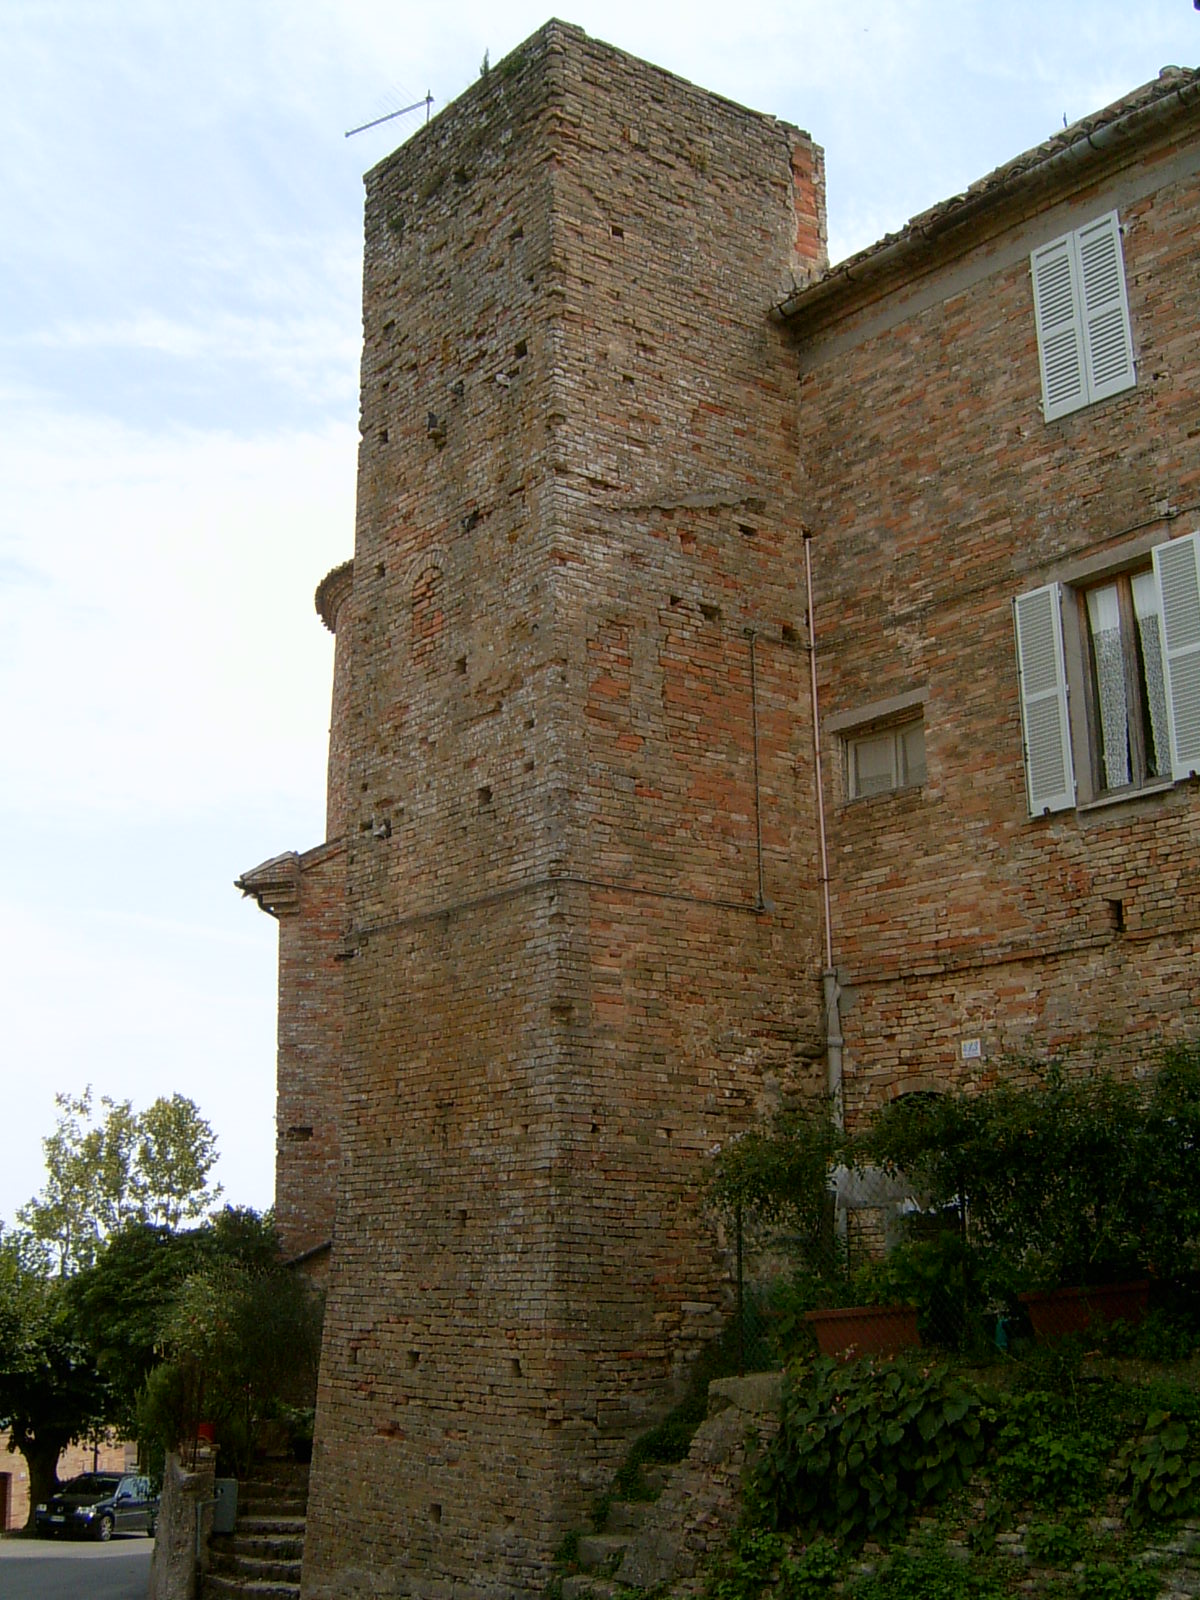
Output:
left=18, top=1087, right=222, bottom=1275
left=68, top=1207, right=283, bottom=1436
left=0, top=1228, right=109, bottom=1515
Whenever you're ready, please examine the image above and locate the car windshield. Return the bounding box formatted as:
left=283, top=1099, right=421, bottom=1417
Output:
left=61, top=1475, right=120, bottom=1495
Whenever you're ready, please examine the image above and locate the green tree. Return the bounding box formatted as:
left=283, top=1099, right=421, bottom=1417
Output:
left=19, top=1088, right=222, bottom=1273
left=69, top=1207, right=283, bottom=1439
left=135, top=1214, right=323, bottom=1475
left=0, top=1230, right=108, bottom=1523
left=131, top=1093, right=221, bottom=1229
left=1, top=1088, right=225, bottom=1518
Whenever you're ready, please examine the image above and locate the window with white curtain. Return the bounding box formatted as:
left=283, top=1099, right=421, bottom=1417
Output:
left=1014, top=530, right=1200, bottom=814
left=1083, top=573, right=1170, bottom=793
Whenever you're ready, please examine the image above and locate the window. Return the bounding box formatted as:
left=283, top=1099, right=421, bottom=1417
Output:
left=1014, top=530, right=1200, bottom=813
left=1030, top=211, right=1135, bottom=422
left=846, top=720, right=926, bottom=800
left=1080, top=571, right=1169, bottom=793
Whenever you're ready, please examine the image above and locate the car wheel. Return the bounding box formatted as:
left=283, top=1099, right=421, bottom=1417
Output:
left=96, top=1513, right=114, bottom=1543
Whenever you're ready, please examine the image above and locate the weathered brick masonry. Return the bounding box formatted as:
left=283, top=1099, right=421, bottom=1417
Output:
left=295, top=23, right=828, bottom=1600
left=239, top=26, right=1200, bottom=1600
left=784, top=68, right=1200, bottom=1116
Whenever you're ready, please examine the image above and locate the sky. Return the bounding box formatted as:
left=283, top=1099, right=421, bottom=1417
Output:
left=1, top=0, right=1197, bottom=1230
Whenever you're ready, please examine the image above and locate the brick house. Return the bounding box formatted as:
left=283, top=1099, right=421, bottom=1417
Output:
left=783, top=61, right=1200, bottom=1120
left=238, top=25, right=1200, bottom=1597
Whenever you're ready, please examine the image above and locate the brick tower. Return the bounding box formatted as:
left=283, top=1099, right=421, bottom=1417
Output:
left=300, top=23, right=828, bottom=1598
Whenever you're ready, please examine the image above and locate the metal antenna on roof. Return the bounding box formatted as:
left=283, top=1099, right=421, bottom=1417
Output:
left=345, top=93, right=434, bottom=138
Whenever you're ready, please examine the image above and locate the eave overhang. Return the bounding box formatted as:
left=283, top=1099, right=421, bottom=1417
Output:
left=775, top=65, right=1200, bottom=335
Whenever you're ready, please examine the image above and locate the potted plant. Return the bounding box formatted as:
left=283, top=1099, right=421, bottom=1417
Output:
left=801, top=1258, right=922, bottom=1359
left=708, top=1103, right=921, bottom=1361
left=863, top=1052, right=1200, bottom=1343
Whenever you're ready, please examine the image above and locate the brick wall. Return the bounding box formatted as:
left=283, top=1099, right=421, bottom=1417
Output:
left=273, top=838, right=345, bottom=1264
left=241, top=563, right=354, bottom=1268
left=793, top=107, right=1200, bottom=1116
left=301, top=23, right=826, bottom=1598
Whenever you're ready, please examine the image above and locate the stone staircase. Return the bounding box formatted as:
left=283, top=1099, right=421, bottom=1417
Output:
left=562, top=1471, right=670, bottom=1599
left=560, top=1374, right=783, bottom=1598
left=201, top=1460, right=309, bottom=1600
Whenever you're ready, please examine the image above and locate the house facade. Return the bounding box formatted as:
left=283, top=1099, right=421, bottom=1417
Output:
left=238, top=25, right=1200, bottom=1597
left=785, top=65, right=1200, bottom=1116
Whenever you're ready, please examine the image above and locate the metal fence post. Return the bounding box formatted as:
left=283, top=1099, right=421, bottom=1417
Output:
left=735, top=1201, right=745, bottom=1376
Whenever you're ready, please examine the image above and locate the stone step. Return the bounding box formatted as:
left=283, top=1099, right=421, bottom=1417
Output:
left=202, top=1460, right=309, bottom=1599
left=211, top=1533, right=305, bottom=1562
left=576, top=1532, right=631, bottom=1574
left=200, top=1577, right=299, bottom=1600
left=232, top=1515, right=307, bottom=1538
left=241, top=1479, right=308, bottom=1498
left=562, top=1578, right=618, bottom=1600
left=604, top=1500, right=648, bottom=1534
left=246, top=1458, right=310, bottom=1480
left=239, top=1495, right=307, bottom=1518
left=209, top=1550, right=303, bottom=1584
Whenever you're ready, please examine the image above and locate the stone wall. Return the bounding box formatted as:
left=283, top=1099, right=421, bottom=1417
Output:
left=300, top=22, right=827, bottom=1598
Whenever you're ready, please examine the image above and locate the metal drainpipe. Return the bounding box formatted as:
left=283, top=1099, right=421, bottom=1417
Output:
left=803, top=529, right=843, bottom=1130
left=747, top=629, right=768, bottom=911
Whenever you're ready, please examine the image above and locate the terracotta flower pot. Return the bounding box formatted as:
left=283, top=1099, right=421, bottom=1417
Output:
left=804, top=1302, right=921, bottom=1359
left=1018, top=1279, right=1150, bottom=1343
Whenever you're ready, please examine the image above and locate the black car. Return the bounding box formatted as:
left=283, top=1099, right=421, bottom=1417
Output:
left=34, top=1472, right=158, bottom=1540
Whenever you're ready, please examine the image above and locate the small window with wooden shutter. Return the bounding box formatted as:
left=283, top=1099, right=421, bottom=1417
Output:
left=1031, top=211, right=1135, bottom=422
left=1154, top=530, right=1200, bottom=780
left=1014, top=584, right=1075, bottom=813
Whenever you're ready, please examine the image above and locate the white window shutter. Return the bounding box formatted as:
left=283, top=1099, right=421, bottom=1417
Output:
left=1031, top=234, right=1086, bottom=421
left=1153, top=531, right=1200, bottom=780
left=1014, top=584, right=1075, bottom=813
left=1076, top=211, right=1136, bottom=405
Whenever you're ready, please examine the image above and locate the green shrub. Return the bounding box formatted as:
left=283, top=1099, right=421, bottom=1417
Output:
left=991, top=1408, right=1107, bottom=1509
left=139, top=1256, right=324, bottom=1475
left=1122, top=1407, right=1200, bottom=1526
left=1024, top=1517, right=1087, bottom=1565
left=847, top=1535, right=1006, bottom=1600
left=749, top=1355, right=989, bottom=1546
left=775, top=1537, right=843, bottom=1599
left=860, top=1230, right=990, bottom=1353
left=1066, top=1559, right=1162, bottom=1600
left=703, top=1528, right=787, bottom=1600
left=861, top=1048, right=1200, bottom=1300
left=708, top=1104, right=843, bottom=1244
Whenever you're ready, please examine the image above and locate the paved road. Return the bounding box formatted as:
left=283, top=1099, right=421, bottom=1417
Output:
left=0, top=1535, right=153, bottom=1600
